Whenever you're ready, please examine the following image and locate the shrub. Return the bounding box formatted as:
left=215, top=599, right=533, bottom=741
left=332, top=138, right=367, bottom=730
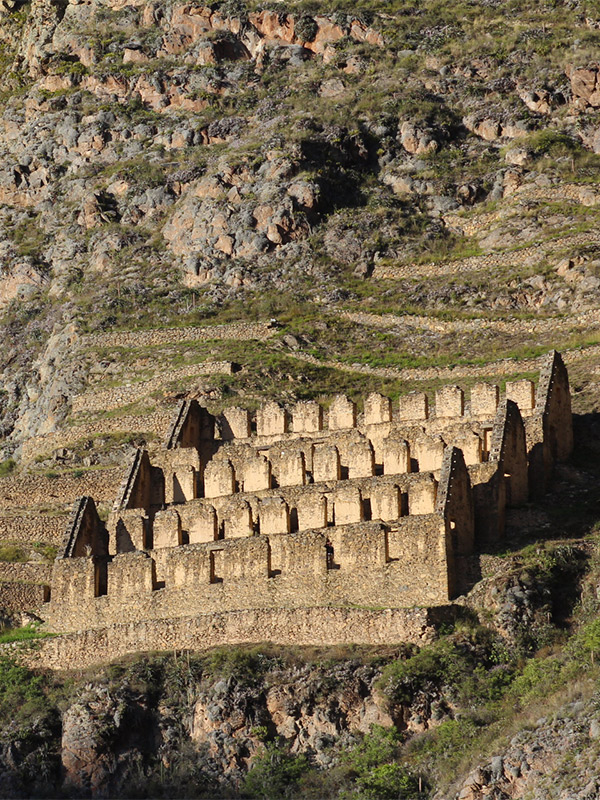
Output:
left=33, top=543, right=58, bottom=562
left=526, top=129, right=579, bottom=158
left=0, top=544, right=27, bottom=562
left=0, top=458, right=16, bottom=477
left=242, top=741, right=309, bottom=799
left=354, top=762, right=421, bottom=799
left=0, top=656, right=48, bottom=720
left=378, top=628, right=514, bottom=709
left=295, top=15, right=318, bottom=43
left=345, top=725, right=401, bottom=773
left=344, top=726, right=422, bottom=800
left=509, top=655, right=563, bottom=702
left=203, top=646, right=280, bottom=686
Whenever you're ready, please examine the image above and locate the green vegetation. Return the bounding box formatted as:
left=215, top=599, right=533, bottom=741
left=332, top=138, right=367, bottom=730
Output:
left=243, top=742, right=310, bottom=798
left=0, top=543, right=27, bottom=562
left=0, top=459, right=16, bottom=477
left=0, top=625, right=53, bottom=645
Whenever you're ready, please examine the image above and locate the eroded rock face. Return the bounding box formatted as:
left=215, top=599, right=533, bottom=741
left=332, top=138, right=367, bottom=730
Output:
left=187, top=661, right=396, bottom=778
left=61, top=684, right=156, bottom=798
left=41, top=655, right=414, bottom=797
left=567, top=63, right=600, bottom=108
left=450, top=699, right=600, bottom=800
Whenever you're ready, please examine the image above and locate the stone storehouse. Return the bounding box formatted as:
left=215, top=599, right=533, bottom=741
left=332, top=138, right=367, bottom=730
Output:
left=40, top=351, right=572, bottom=656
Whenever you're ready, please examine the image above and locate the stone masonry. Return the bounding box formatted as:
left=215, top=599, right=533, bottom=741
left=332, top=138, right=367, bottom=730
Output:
left=29, top=351, right=572, bottom=663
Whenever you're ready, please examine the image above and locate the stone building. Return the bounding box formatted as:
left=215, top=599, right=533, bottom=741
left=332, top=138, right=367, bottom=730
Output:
left=40, top=350, right=572, bottom=658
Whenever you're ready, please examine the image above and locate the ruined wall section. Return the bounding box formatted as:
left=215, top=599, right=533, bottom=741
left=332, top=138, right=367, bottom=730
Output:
left=36, top=352, right=573, bottom=656
left=489, top=400, right=528, bottom=506
left=30, top=605, right=454, bottom=671
left=114, top=449, right=164, bottom=511
left=468, top=462, right=506, bottom=547
left=535, top=350, right=574, bottom=462
left=59, top=496, right=108, bottom=559
left=44, top=515, right=454, bottom=634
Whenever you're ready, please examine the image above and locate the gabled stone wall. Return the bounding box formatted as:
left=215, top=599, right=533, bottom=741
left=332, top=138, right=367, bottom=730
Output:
left=35, top=350, right=573, bottom=657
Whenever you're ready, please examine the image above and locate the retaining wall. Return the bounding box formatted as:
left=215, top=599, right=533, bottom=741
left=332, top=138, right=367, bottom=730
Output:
left=0, top=563, right=52, bottom=584
left=82, top=321, right=276, bottom=349
left=0, top=515, right=66, bottom=545
left=20, top=412, right=173, bottom=463
left=28, top=605, right=453, bottom=670
left=0, top=469, right=123, bottom=507
left=0, top=583, right=48, bottom=613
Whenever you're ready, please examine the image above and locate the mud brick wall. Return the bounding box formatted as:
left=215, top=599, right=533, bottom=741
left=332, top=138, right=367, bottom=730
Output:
left=29, top=605, right=455, bottom=671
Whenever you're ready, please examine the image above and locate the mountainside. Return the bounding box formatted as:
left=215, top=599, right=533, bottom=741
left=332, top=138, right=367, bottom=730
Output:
left=4, top=0, right=600, bottom=797
left=2, top=0, right=600, bottom=462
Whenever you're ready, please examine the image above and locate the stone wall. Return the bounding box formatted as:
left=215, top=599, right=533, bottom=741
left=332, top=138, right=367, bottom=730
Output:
left=206, top=377, right=544, bottom=448
left=71, top=362, right=233, bottom=415
left=44, top=515, right=452, bottom=633
left=0, top=515, right=66, bottom=545
left=30, top=605, right=454, bottom=671
left=28, top=350, right=573, bottom=665
left=0, top=582, right=48, bottom=613
left=20, top=411, right=173, bottom=463
left=81, top=321, right=276, bottom=349
left=0, top=469, right=123, bottom=508
left=0, top=562, right=52, bottom=584
left=110, top=471, right=441, bottom=551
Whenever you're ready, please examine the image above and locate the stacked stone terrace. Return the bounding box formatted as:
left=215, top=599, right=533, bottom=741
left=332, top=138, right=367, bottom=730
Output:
left=39, top=351, right=573, bottom=650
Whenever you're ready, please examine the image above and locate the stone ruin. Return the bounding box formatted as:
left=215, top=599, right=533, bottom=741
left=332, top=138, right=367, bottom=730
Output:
left=36, top=350, right=573, bottom=651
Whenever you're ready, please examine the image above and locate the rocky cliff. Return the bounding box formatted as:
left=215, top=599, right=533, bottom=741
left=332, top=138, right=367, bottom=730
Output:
left=2, top=0, right=600, bottom=455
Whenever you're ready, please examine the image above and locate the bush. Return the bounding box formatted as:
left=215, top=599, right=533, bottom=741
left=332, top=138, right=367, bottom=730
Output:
left=378, top=629, right=514, bottom=709
left=0, top=458, right=16, bottom=477
left=0, top=544, right=27, bottom=562
left=0, top=656, right=48, bottom=720
left=344, top=726, right=422, bottom=800
left=242, top=741, right=309, bottom=799
left=295, top=15, right=318, bottom=43
left=526, top=129, right=579, bottom=158
left=509, top=656, right=563, bottom=702
left=354, top=762, right=420, bottom=799
left=203, top=646, right=280, bottom=686
left=345, top=725, right=401, bottom=773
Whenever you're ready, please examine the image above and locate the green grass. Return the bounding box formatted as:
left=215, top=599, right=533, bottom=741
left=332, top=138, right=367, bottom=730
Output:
left=0, top=626, right=54, bottom=644
left=0, top=459, right=16, bottom=478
